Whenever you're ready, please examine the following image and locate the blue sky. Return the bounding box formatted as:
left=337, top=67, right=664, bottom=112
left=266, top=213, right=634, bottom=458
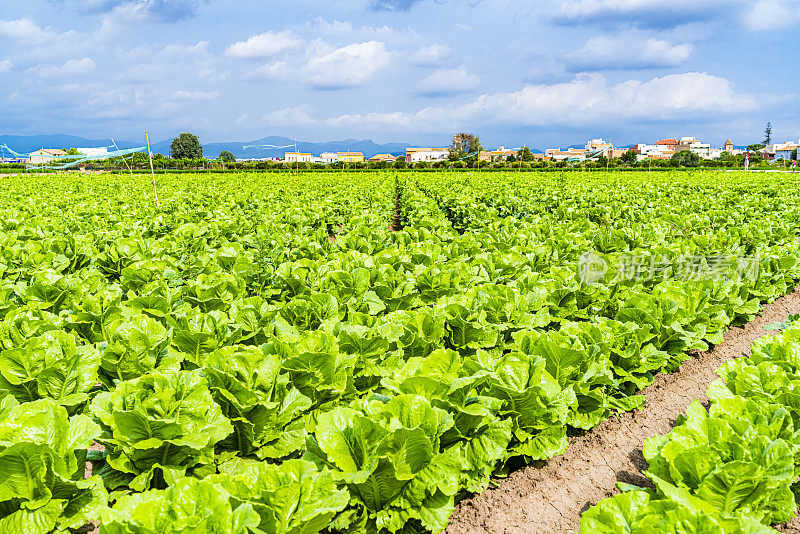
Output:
left=1, top=0, right=799, bottom=147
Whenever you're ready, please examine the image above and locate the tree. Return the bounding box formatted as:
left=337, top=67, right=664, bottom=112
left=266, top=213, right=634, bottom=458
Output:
left=764, top=122, right=772, bottom=145
left=747, top=143, right=765, bottom=152
left=671, top=150, right=700, bottom=167
left=218, top=150, right=235, bottom=162
left=170, top=133, right=203, bottom=159
left=449, top=133, right=482, bottom=161
left=620, top=149, right=638, bottom=165
left=792, top=148, right=798, bottom=161
left=517, top=146, right=535, bottom=162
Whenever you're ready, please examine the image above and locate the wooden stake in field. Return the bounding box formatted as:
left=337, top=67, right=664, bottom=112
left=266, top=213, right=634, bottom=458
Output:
left=111, top=138, right=133, bottom=178
left=145, top=131, right=160, bottom=208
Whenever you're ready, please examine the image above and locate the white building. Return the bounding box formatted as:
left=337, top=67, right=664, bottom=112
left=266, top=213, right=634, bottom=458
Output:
left=319, top=152, right=338, bottom=164
left=28, top=149, right=67, bottom=164
left=545, top=148, right=588, bottom=161
left=284, top=152, right=313, bottom=163
left=676, top=137, right=712, bottom=159
left=406, top=147, right=449, bottom=162
left=634, top=144, right=666, bottom=157
left=585, top=138, right=612, bottom=152
left=775, top=146, right=798, bottom=160
left=767, top=140, right=799, bottom=160
left=77, top=147, right=109, bottom=157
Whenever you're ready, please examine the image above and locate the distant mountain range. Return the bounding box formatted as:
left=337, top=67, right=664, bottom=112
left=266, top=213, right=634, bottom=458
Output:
left=0, top=134, right=414, bottom=159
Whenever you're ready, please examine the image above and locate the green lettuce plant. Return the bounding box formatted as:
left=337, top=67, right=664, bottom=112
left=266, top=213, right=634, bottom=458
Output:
left=100, top=476, right=260, bottom=534
left=0, top=396, right=107, bottom=533
left=0, top=331, right=100, bottom=413
left=89, top=370, right=233, bottom=491
left=305, top=394, right=461, bottom=533
left=202, top=345, right=311, bottom=460
left=208, top=458, right=349, bottom=534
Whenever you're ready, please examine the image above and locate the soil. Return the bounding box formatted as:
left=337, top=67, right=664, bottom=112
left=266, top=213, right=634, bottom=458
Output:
left=78, top=442, right=105, bottom=534
left=84, top=441, right=105, bottom=479
left=777, top=516, right=800, bottom=534
left=445, top=287, right=800, bottom=534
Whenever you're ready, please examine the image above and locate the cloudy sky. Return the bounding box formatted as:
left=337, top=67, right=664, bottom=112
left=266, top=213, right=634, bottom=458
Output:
left=1, top=0, right=798, bottom=147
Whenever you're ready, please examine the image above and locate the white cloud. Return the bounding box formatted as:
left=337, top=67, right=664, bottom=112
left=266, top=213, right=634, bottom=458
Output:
left=419, top=66, right=479, bottom=96
left=235, top=113, right=251, bottom=127
left=312, top=17, right=397, bottom=39
left=551, top=0, right=726, bottom=28
left=743, top=0, right=800, bottom=30
left=242, top=39, right=393, bottom=88
left=0, top=18, right=87, bottom=62
left=0, top=59, right=11, bottom=73
left=172, top=90, right=218, bottom=101
left=568, top=31, right=693, bottom=70
left=327, top=111, right=413, bottom=129
left=327, top=72, right=755, bottom=131
left=226, top=31, right=303, bottom=59
left=247, top=61, right=291, bottom=80
left=314, top=19, right=354, bottom=34
left=0, top=18, right=52, bottom=42
left=92, top=0, right=209, bottom=24
left=552, top=0, right=798, bottom=33
left=409, top=44, right=452, bottom=66
left=302, top=41, right=391, bottom=88
left=113, top=41, right=220, bottom=84
left=264, top=105, right=316, bottom=126
left=32, top=57, right=95, bottom=78
left=557, top=0, right=655, bottom=17
left=163, top=41, right=210, bottom=55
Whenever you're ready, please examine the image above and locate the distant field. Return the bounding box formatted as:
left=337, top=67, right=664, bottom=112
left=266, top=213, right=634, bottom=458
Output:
left=1, top=170, right=799, bottom=533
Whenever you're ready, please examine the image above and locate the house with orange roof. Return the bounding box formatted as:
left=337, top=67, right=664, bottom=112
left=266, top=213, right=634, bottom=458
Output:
left=655, top=138, right=678, bottom=152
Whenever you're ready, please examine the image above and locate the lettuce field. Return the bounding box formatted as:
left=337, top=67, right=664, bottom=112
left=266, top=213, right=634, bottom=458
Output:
left=1, top=170, right=799, bottom=533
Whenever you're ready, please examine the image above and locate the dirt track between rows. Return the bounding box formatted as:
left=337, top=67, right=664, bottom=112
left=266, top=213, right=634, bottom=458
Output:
left=446, top=287, right=800, bottom=534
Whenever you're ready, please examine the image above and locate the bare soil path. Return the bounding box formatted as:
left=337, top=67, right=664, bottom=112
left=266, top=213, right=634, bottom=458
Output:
left=777, top=516, right=800, bottom=534
left=446, top=288, right=800, bottom=534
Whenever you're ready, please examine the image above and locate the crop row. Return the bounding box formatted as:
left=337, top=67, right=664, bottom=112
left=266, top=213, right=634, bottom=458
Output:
left=582, top=322, right=800, bottom=533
